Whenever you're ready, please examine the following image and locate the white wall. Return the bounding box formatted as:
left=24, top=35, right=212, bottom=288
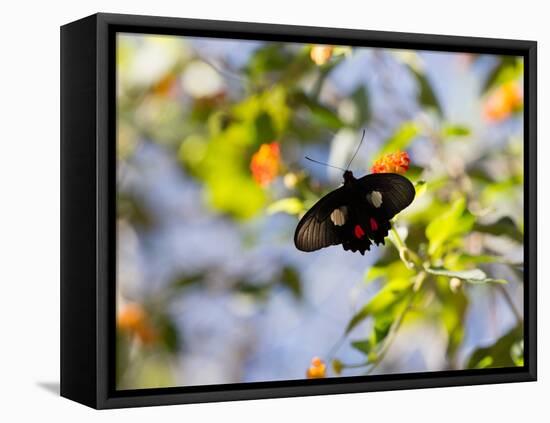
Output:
left=1, top=0, right=545, bottom=421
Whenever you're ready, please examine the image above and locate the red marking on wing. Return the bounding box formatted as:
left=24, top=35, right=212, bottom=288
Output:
left=370, top=217, right=379, bottom=232
left=354, top=225, right=365, bottom=239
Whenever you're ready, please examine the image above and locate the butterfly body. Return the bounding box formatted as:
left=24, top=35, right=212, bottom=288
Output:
left=294, top=170, right=415, bottom=255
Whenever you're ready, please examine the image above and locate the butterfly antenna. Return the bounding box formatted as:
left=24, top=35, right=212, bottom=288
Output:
left=305, top=156, right=346, bottom=172
left=346, top=129, right=366, bottom=171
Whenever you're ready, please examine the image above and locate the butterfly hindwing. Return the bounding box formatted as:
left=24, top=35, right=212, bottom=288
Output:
left=294, top=172, right=415, bottom=254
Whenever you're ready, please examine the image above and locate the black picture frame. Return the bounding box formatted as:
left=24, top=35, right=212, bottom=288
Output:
left=60, top=12, right=537, bottom=409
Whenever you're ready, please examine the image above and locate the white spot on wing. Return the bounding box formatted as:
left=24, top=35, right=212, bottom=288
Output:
left=367, top=191, right=383, bottom=208
left=330, top=206, right=347, bottom=226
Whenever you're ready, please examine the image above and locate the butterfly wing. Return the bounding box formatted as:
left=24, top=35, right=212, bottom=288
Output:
left=294, top=172, right=415, bottom=254
left=294, top=188, right=346, bottom=252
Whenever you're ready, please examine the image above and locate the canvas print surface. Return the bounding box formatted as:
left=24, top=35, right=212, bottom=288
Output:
left=115, top=32, right=524, bottom=390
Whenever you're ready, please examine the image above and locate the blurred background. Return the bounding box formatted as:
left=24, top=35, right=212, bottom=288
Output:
left=115, top=33, right=524, bottom=390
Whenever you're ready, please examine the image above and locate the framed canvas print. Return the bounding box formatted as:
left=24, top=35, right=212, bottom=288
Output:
left=60, top=13, right=537, bottom=409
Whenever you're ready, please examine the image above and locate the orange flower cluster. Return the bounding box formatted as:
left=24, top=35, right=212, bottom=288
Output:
left=152, top=72, right=178, bottom=96
left=306, top=357, right=327, bottom=379
left=371, top=151, right=410, bottom=174
left=117, top=302, right=157, bottom=345
left=483, top=80, right=523, bottom=122
left=250, top=142, right=281, bottom=187
left=310, top=45, right=333, bottom=66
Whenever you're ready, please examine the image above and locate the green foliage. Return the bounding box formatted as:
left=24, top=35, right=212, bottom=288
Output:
left=180, top=87, right=292, bottom=219
left=332, top=358, right=344, bottom=375
left=293, top=91, right=345, bottom=130
left=376, top=121, right=419, bottom=157
left=365, top=260, right=415, bottom=285
left=466, top=324, right=523, bottom=369
left=246, top=44, right=294, bottom=80
left=346, top=278, right=413, bottom=334
left=483, top=56, right=524, bottom=93
left=414, top=180, right=427, bottom=196
left=426, top=197, right=475, bottom=259
left=233, top=266, right=303, bottom=301
left=441, top=123, right=471, bottom=138
left=474, top=217, right=523, bottom=243
left=351, top=316, right=393, bottom=356
left=117, top=193, right=153, bottom=228
left=436, top=281, right=468, bottom=357
left=267, top=197, right=305, bottom=216
left=408, top=66, right=443, bottom=115
left=156, top=315, right=181, bottom=353
left=280, top=266, right=303, bottom=300
left=350, top=86, right=371, bottom=128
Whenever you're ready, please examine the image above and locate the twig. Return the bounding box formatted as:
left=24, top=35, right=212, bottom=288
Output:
left=326, top=333, right=348, bottom=362
left=340, top=361, right=370, bottom=370
left=390, top=223, right=421, bottom=269
left=365, top=272, right=426, bottom=375
left=327, top=224, right=422, bottom=367
left=496, top=284, right=523, bottom=323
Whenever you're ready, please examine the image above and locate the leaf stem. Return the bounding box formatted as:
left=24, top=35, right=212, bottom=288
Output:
left=341, top=361, right=370, bottom=370
left=325, top=333, right=348, bottom=363
left=496, top=284, right=523, bottom=324
left=328, top=223, right=424, bottom=368
left=390, top=223, right=421, bottom=269
left=364, top=272, right=425, bottom=375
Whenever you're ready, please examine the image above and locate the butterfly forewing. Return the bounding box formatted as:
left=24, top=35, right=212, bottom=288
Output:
left=356, top=173, right=415, bottom=219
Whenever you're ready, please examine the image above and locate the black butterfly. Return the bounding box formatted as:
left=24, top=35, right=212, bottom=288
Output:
left=294, top=170, right=415, bottom=255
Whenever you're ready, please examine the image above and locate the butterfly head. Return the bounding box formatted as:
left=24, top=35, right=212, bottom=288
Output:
left=343, top=170, right=356, bottom=185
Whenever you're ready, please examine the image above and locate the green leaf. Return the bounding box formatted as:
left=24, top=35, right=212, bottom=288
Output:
left=130, top=354, right=177, bottom=389
left=473, top=356, right=494, bottom=369
left=234, top=280, right=271, bottom=300
left=267, top=197, right=305, bottom=216
left=377, top=121, right=419, bottom=157
left=351, top=340, right=373, bottom=355
left=332, top=359, right=343, bottom=375
left=483, top=56, right=522, bottom=93
left=351, top=86, right=371, bottom=128
left=425, top=197, right=475, bottom=259
left=254, top=112, right=276, bottom=144
left=425, top=267, right=507, bottom=284
left=246, top=43, right=293, bottom=79
left=172, top=273, right=204, bottom=289
left=300, top=94, right=344, bottom=130
left=454, top=253, right=510, bottom=266
left=351, top=316, right=394, bottom=359
left=414, top=180, right=427, bottom=197
left=157, top=315, right=180, bottom=353
left=332, top=46, right=353, bottom=57
left=117, top=193, right=154, bottom=228
left=280, top=266, right=302, bottom=299
left=190, top=119, right=269, bottom=219
left=408, top=66, right=443, bottom=115
left=207, top=172, right=267, bottom=220
left=511, top=340, right=524, bottom=366
left=373, top=316, right=393, bottom=344
left=346, top=279, right=412, bottom=334
left=474, top=216, right=523, bottom=243
left=437, top=284, right=468, bottom=357
left=365, top=260, right=415, bottom=284
left=466, top=324, right=523, bottom=369
left=442, top=124, right=471, bottom=138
